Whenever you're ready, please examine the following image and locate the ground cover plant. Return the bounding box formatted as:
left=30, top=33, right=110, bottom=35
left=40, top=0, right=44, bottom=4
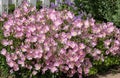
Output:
left=0, top=0, right=120, bottom=78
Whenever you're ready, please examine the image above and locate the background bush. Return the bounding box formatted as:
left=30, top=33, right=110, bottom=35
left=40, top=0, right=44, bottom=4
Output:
left=112, top=0, right=120, bottom=28
left=8, top=4, right=15, bottom=13
left=74, top=0, right=120, bottom=27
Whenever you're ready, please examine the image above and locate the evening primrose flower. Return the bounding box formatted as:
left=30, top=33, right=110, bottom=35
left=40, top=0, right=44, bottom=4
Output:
left=2, top=39, right=10, bottom=46
left=1, top=48, right=7, bottom=55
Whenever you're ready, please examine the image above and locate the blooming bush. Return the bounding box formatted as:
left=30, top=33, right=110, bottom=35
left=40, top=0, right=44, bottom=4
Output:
left=0, top=1, right=120, bottom=78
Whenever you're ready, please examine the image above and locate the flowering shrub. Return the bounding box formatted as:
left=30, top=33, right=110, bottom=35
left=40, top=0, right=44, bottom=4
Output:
left=0, top=1, right=120, bottom=78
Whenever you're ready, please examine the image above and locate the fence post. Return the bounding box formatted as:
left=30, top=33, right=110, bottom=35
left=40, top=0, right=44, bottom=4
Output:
left=0, top=0, right=8, bottom=15
left=15, top=0, right=23, bottom=8
left=9, top=0, right=13, bottom=4
left=71, top=0, right=74, bottom=3
left=0, top=0, right=2, bottom=15
left=12, top=0, right=15, bottom=4
left=3, top=0, right=8, bottom=14
left=41, top=0, right=50, bottom=8
left=28, top=0, right=37, bottom=7
left=55, top=0, right=62, bottom=7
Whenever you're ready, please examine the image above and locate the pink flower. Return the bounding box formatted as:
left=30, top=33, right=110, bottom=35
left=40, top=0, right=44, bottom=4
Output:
left=8, top=61, right=14, bottom=67
left=1, top=49, right=7, bottom=55
left=29, top=16, right=35, bottom=22
left=4, top=24, right=11, bottom=31
left=84, top=20, right=90, bottom=28
left=107, top=26, right=115, bottom=33
left=27, top=65, right=33, bottom=70
left=3, top=31, right=10, bottom=37
left=2, top=39, right=9, bottom=46
left=54, top=62, right=60, bottom=67
left=79, top=43, right=86, bottom=49
left=30, top=36, right=38, bottom=42
left=28, top=26, right=36, bottom=32
left=71, top=30, right=77, bottom=36
left=74, top=55, right=79, bottom=62
left=104, top=39, right=111, bottom=46
left=60, top=49, right=66, bottom=54
left=84, top=67, right=89, bottom=74
left=92, top=27, right=101, bottom=34
left=10, top=69, right=14, bottom=74
left=32, top=71, right=37, bottom=75
left=0, top=17, right=4, bottom=21
left=94, top=49, right=101, bottom=54
left=26, top=32, right=32, bottom=37
left=43, top=26, right=49, bottom=33
left=11, top=53, right=17, bottom=60
left=42, top=67, right=48, bottom=74
left=15, top=31, right=24, bottom=38
left=44, top=45, right=50, bottom=51
left=67, top=11, right=74, bottom=19
left=91, top=42, right=97, bottom=47
left=27, top=54, right=33, bottom=60
left=49, top=12, right=57, bottom=21
left=114, top=40, right=120, bottom=45
left=14, top=9, right=21, bottom=18
left=18, top=60, right=25, bottom=67
left=77, top=67, right=82, bottom=74
left=73, top=19, right=83, bottom=28
left=50, top=67, right=57, bottom=73
left=69, top=41, right=76, bottom=48
left=2, top=12, right=7, bottom=18
left=38, top=34, right=46, bottom=43
left=35, top=64, right=41, bottom=70
left=34, top=53, right=42, bottom=59
left=54, top=19, right=62, bottom=26
left=68, top=63, right=74, bottom=69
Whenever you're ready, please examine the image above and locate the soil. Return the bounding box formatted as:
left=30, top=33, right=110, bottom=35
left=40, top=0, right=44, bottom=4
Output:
left=88, top=66, right=120, bottom=78
left=98, top=73, right=120, bottom=78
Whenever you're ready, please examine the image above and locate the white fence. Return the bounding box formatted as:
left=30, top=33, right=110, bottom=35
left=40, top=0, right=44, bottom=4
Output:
left=0, top=0, right=74, bottom=15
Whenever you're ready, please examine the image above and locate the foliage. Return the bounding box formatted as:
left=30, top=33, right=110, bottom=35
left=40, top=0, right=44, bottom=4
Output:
left=89, top=56, right=120, bottom=76
left=36, top=1, right=42, bottom=10
left=74, top=0, right=120, bottom=27
left=8, top=4, right=15, bottom=13
left=112, top=0, right=120, bottom=27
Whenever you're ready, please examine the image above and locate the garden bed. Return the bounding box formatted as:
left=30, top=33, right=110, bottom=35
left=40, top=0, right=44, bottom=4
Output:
left=0, top=0, right=120, bottom=78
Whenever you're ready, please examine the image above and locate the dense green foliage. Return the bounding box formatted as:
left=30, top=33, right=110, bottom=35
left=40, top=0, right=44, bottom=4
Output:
left=112, top=0, right=120, bottom=27
left=89, top=56, right=120, bottom=75
left=75, top=0, right=120, bottom=27
left=8, top=4, right=15, bottom=13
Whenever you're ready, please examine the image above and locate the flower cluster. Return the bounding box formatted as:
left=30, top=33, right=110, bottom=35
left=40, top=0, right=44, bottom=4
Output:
left=0, top=1, right=120, bottom=78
